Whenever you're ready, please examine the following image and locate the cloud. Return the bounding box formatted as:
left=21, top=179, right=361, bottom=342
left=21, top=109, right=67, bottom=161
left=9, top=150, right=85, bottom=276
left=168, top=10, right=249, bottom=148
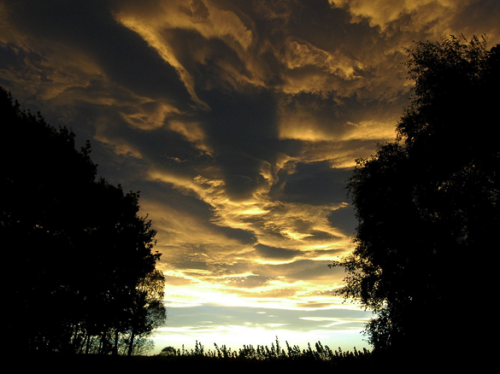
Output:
left=329, top=0, right=500, bottom=46
left=254, top=243, right=301, bottom=260
left=330, top=0, right=466, bottom=31
left=114, top=0, right=262, bottom=105
left=277, top=161, right=351, bottom=205
left=327, top=204, right=357, bottom=236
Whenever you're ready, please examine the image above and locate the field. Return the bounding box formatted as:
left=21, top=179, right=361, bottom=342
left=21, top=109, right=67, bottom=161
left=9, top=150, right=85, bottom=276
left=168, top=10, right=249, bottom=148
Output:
left=10, top=339, right=451, bottom=374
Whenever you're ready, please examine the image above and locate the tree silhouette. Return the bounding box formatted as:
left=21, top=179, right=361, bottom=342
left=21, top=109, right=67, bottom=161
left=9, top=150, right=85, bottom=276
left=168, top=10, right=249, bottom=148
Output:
left=332, top=36, right=500, bottom=359
left=125, top=269, right=166, bottom=356
left=0, top=87, right=166, bottom=354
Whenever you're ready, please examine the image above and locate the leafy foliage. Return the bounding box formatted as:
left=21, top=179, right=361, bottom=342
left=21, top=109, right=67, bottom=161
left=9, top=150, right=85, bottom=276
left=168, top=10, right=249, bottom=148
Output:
left=0, top=87, right=166, bottom=355
left=331, top=35, right=500, bottom=354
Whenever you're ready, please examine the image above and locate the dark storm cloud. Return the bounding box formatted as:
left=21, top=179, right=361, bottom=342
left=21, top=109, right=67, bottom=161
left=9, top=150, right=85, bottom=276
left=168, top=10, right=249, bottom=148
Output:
left=255, top=243, right=301, bottom=259
left=304, top=230, right=341, bottom=241
left=327, top=204, right=357, bottom=236
left=165, top=27, right=252, bottom=93
left=254, top=259, right=344, bottom=281
left=100, top=115, right=209, bottom=171
left=3, top=0, right=191, bottom=105
left=452, top=0, right=500, bottom=36
left=279, top=161, right=351, bottom=205
left=201, top=89, right=278, bottom=149
left=0, top=43, right=46, bottom=81
left=200, top=89, right=279, bottom=200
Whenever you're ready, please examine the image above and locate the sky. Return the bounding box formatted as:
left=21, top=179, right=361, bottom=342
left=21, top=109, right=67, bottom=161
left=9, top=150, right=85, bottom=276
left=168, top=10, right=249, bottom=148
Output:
left=1, top=0, right=499, bottom=354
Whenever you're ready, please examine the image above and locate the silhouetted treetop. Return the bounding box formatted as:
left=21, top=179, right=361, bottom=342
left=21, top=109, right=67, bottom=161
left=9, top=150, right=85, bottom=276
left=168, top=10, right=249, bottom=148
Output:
left=331, top=35, right=499, bottom=364
left=0, top=87, right=165, bottom=355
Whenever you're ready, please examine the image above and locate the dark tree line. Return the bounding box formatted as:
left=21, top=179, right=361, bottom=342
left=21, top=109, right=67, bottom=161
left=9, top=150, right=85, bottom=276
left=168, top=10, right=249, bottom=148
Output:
left=332, top=35, right=499, bottom=361
left=0, top=87, right=166, bottom=355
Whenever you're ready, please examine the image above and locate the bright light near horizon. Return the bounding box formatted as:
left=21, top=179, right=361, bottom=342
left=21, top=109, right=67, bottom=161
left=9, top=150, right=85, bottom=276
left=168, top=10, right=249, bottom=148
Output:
left=147, top=303, right=372, bottom=355
left=150, top=325, right=370, bottom=355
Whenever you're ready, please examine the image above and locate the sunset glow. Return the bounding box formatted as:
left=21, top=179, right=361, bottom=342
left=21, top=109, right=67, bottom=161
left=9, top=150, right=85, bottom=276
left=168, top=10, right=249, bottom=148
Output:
left=1, top=0, right=498, bottom=353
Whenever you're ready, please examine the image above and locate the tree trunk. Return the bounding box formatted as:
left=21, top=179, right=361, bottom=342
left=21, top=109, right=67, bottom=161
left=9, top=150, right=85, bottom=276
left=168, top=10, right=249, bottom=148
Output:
left=127, top=331, right=135, bottom=356
left=113, top=330, right=119, bottom=356
left=85, top=334, right=91, bottom=355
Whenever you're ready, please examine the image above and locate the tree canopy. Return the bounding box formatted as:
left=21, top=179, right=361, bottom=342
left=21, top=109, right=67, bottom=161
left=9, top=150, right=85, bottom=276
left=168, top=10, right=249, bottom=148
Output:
left=332, top=36, right=499, bottom=357
left=0, top=87, right=166, bottom=355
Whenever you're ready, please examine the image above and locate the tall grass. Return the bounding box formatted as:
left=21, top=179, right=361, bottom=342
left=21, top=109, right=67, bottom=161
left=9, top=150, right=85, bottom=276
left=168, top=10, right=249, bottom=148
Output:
left=158, top=336, right=371, bottom=363
left=154, top=338, right=433, bottom=373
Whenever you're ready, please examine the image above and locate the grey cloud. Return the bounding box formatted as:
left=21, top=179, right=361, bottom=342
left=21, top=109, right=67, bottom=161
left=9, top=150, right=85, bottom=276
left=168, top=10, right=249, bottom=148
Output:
left=255, top=244, right=301, bottom=259
left=216, top=225, right=258, bottom=246
left=452, top=0, right=500, bottom=43
left=164, top=304, right=370, bottom=331
left=165, top=27, right=253, bottom=93
left=216, top=151, right=268, bottom=201
left=327, top=204, right=357, bottom=236
left=200, top=89, right=280, bottom=201
left=171, top=259, right=210, bottom=271
left=304, top=230, right=342, bottom=241
left=261, top=259, right=340, bottom=281
left=4, top=0, right=191, bottom=106
left=190, top=0, right=210, bottom=21
left=0, top=43, right=45, bottom=78
left=225, top=275, right=270, bottom=288
left=279, top=162, right=351, bottom=205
